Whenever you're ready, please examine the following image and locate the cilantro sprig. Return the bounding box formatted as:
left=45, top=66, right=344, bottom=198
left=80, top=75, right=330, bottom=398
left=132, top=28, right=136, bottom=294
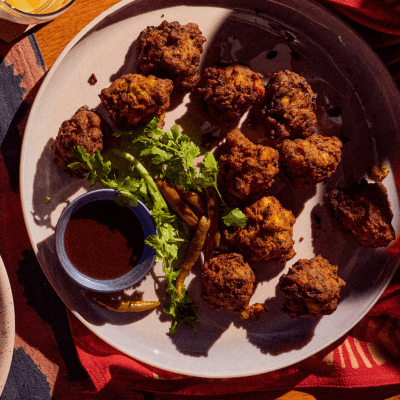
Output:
left=115, top=118, right=201, bottom=191
left=69, top=117, right=247, bottom=334
left=71, top=144, right=197, bottom=334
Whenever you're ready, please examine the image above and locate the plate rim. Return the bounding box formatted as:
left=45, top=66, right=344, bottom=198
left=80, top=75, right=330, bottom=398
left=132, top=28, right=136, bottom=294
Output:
left=0, top=255, right=15, bottom=394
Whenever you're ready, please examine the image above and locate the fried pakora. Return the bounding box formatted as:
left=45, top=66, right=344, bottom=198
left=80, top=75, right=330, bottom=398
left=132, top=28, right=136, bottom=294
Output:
left=279, top=255, right=346, bottom=318
left=199, top=63, right=265, bottom=122
left=99, top=73, right=173, bottom=128
left=261, top=70, right=317, bottom=141
left=277, top=134, right=343, bottom=187
left=368, top=162, right=389, bottom=182
left=201, top=253, right=255, bottom=312
left=224, top=196, right=296, bottom=263
left=324, top=179, right=395, bottom=248
left=136, top=20, right=206, bottom=92
left=51, top=106, right=106, bottom=178
left=240, top=303, right=268, bottom=320
left=218, top=128, right=279, bottom=204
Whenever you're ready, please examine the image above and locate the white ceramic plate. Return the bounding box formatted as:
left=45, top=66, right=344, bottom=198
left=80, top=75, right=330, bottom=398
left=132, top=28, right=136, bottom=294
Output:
left=20, top=0, right=400, bottom=378
left=0, top=255, right=15, bottom=394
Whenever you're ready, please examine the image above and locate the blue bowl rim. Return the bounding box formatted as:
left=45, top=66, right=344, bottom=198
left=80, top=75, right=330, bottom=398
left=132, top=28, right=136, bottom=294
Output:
left=55, top=189, right=156, bottom=293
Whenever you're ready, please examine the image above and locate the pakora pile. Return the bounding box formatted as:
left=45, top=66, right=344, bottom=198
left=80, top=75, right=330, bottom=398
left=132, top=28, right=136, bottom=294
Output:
left=324, top=179, right=395, bottom=248
left=261, top=70, right=317, bottom=141
left=218, top=128, right=279, bottom=203
left=199, top=63, right=265, bottom=122
left=50, top=17, right=397, bottom=329
left=51, top=106, right=106, bottom=178
left=224, top=196, right=296, bottom=263
left=136, top=21, right=206, bottom=92
left=277, top=134, right=343, bottom=187
left=201, top=253, right=255, bottom=312
left=279, top=255, right=346, bottom=318
left=99, top=73, right=173, bottom=128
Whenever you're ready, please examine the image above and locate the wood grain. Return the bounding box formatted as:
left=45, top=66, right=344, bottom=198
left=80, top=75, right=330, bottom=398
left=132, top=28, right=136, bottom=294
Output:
left=32, top=2, right=400, bottom=399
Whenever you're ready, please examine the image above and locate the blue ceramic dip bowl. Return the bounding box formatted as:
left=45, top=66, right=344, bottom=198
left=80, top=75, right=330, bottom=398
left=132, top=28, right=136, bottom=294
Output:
left=55, top=189, right=156, bottom=292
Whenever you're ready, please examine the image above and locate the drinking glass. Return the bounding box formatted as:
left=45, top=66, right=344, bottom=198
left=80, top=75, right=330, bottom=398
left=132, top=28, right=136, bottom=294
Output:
left=0, top=0, right=76, bottom=25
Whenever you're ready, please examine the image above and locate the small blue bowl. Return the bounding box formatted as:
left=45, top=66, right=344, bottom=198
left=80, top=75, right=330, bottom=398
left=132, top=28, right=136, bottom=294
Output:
left=55, top=189, right=156, bottom=292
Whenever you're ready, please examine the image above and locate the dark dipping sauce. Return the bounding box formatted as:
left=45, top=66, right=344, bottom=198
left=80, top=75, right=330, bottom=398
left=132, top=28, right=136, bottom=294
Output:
left=64, top=200, right=144, bottom=280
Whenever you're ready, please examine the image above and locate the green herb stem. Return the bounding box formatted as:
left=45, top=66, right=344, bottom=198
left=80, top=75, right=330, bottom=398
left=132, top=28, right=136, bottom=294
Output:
left=111, top=149, right=169, bottom=211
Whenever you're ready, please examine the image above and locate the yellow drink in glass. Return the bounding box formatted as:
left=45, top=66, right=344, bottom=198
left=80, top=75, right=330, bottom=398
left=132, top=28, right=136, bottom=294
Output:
left=0, top=0, right=75, bottom=23
left=5, top=0, right=43, bottom=12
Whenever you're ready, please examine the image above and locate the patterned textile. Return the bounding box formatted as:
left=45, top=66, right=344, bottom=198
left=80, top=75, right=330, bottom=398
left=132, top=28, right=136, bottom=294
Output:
left=1, top=0, right=400, bottom=397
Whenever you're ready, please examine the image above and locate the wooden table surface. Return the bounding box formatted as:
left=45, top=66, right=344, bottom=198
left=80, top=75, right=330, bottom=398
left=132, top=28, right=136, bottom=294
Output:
left=31, top=1, right=400, bottom=399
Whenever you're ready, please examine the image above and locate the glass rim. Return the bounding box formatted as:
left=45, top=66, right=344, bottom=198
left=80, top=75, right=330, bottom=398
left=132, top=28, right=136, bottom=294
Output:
left=1, top=0, right=76, bottom=18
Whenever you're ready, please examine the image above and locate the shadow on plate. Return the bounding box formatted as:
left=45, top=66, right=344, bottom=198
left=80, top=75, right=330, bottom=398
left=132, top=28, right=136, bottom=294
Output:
left=31, top=138, right=90, bottom=232
left=167, top=267, right=318, bottom=357
left=35, top=233, right=161, bottom=326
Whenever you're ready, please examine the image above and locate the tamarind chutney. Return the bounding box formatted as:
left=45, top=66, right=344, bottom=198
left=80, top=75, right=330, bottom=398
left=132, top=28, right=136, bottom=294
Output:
left=64, top=200, right=144, bottom=280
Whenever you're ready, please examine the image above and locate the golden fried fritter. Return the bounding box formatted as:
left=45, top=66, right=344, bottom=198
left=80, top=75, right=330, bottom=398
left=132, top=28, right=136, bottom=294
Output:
left=218, top=128, right=279, bottom=204
left=277, top=134, right=343, bottom=187
left=224, top=196, right=296, bottom=263
left=51, top=106, right=105, bottom=178
left=324, top=179, right=395, bottom=248
left=368, top=162, right=389, bottom=182
left=201, top=253, right=255, bottom=312
left=136, top=21, right=206, bottom=92
left=261, top=70, right=317, bottom=141
left=240, top=303, right=268, bottom=320
left=99, top=74, right=173, bottom=128
left=279, top=255, right=346, bottom=318
left=199, top=63, right=265, bottom=122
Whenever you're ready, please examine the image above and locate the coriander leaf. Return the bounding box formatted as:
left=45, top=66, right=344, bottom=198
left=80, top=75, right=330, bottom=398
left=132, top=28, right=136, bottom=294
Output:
left=196, top=151, right=225, bottom=204
left=110, top=149, right=169, bottom=211
left=222, top=207, right=248, bottom=228
left=146, top=207, right=186, bottom=267
left=70, top=146, right=112, bottom=187
left=116, top=117, right=201, bottom=191
left=162, top=264, right=199, bottom=335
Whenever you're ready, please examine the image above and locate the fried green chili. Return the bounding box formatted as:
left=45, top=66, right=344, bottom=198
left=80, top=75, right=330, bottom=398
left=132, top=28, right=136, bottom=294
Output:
left=176, top=215, right=210, bottom=297
left=203, top=186, right=220, bottom=261
left=156, top=180, right=199, bottom=230
left=172, top=184, right=207, bottom=217
left=90, top=293, right=160, bottom=312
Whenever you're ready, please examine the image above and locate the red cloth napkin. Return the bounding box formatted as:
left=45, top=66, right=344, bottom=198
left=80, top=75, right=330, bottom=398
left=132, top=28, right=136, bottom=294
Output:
left=67, top=0, right=400, bottom=394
